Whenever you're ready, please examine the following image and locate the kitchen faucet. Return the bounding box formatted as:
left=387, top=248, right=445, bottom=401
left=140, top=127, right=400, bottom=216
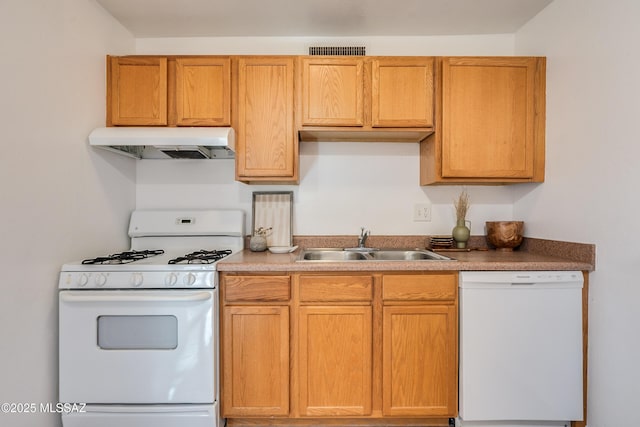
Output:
left=358, top=227, right=370, bottom=248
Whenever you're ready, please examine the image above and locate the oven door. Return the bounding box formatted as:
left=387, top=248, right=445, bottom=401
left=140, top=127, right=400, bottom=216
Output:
left=59, top=289, right=216, bottom=404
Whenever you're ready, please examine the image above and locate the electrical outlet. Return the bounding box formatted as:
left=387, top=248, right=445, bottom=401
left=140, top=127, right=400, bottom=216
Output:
left=413, top=203, right=431, bottom=222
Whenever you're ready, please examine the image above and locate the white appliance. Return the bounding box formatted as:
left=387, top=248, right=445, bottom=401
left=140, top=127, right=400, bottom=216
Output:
left=458, top=271, right=583, bottom=427
left=58, top=209, right=245, bottom=427
left=89, top=126, right=235, bottom=159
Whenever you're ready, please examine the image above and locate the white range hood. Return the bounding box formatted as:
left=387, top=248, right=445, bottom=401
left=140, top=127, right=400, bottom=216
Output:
left=89, top=127, right=235, bottom=159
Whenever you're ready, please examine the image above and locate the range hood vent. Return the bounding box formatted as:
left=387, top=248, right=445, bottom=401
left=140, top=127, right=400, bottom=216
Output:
left=309, top=46, right=366, bottom=56
left=89, top=127, right=235, bottom=159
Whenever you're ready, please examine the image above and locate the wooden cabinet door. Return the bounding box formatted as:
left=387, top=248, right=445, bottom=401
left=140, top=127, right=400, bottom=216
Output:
left=372, top=57, right=434, bottom=128
left=222, top=306, right=290, bottom=417
left=298, top=305, right=372, bottom=416
left=382, top=305, right=457, bottom=416
left=300, top=57, right=365, bottom=126
left=175, top=57, right=230, bottom=126
left=235, top=57, right=296, bottom=181
left=440, top=56, right=541, bottom=179
left=109, top=56, right=167, bottom=125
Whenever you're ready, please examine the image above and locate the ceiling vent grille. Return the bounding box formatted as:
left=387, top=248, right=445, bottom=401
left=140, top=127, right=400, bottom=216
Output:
left=309, top=46, right=366, bottom=56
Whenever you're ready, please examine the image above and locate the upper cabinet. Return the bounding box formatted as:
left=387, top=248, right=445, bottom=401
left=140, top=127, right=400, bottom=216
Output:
left=371, top=57, right=434, bottom=128
left=300, top=57, right=365, bottom=127
left=103, top=54, right=546, bottom=186
left=233, top=56, right=297, bottom=183
left=298, top=56, right=434, bottom=142
left=109, top=56, right=168, bottom=126
left=174, top=57, right=231, bottom=126
left=107, top=55, right=231, bottom=127
left=420, top=56, right=546, bottom=185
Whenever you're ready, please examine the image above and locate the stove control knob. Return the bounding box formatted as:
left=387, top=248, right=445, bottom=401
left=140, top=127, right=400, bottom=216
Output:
left=77, top=273, right=89, bottom=287
left=165, top=273, right=178, bottom=287
left=184, top=273, right=197, bottom=287
left=94, top=273, right=108, bottom=287
left=131, top=272, right=144, bottom=287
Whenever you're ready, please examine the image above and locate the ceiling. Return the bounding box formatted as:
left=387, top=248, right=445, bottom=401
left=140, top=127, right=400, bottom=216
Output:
left=96, top=0, right=554, bottom=38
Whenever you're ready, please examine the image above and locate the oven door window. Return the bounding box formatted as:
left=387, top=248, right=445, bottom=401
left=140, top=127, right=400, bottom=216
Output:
left=97, top=315, right=178, bottom=350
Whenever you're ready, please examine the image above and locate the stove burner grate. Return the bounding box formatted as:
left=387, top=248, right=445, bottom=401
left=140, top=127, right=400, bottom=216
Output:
left=168, top=249, right=232, bottom=264
left=82, top=249, right=165, bottom=265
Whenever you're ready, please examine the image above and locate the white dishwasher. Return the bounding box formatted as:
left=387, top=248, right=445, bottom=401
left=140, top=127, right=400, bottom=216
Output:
left=458, top=271, right=583, bottom=427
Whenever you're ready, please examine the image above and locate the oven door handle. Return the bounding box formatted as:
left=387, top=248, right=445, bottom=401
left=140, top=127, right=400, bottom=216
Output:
left=59, top=291, right=212, bottom=303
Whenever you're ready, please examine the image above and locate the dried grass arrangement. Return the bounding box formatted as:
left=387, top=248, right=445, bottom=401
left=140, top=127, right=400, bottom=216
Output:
left=454, top=190, right=470, bottom=221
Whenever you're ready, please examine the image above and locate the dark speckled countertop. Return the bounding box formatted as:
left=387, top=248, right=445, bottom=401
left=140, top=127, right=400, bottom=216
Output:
left=217, top=236, right=595, bottom=273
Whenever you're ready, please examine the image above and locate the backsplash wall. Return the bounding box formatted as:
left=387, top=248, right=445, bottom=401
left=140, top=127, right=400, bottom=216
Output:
left=136, top=142, right=515, bottom=237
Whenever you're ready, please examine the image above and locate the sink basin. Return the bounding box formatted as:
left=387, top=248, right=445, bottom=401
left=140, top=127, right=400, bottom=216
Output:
left=368, top=250, right=452, bottom=261
left=299, top=249, right=368, bottom=261
left=297, top=248, right=452, bottom=262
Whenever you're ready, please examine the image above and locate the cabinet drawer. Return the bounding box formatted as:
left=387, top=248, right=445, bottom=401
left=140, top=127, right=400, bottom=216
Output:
left=299, top=275, right=373, bottom=302
left=224, top=276, right=291, bottom=302
left=383, top=274, right=456, bottom=301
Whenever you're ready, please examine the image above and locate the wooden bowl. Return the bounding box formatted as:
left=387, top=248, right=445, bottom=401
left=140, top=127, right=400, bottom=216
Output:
left=485, top=221, right=524, bottom=251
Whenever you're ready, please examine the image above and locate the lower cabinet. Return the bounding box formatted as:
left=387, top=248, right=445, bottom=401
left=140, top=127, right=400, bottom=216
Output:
left=298, top=275, right=373, bottom=416
left=221, top=275, right=291, bottom=417
left=382, top=305, right=457, bottom=416
left=220, top=271, right=458, bottom=423
left=299, top=305, right=372, bottom=416
left=382, top=274, right=458, bottom=416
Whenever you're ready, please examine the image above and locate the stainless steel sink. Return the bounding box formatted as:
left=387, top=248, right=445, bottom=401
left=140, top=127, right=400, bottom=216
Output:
left=368, top=250, right=452, bottom=261
left=297, top=248, right=452, bottom=262
left=299, top=249, right=368, bottom=261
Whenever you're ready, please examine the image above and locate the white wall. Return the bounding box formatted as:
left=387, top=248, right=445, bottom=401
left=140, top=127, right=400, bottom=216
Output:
left=136, top=143, right=514, bottom=236
left=136, top=34, right=515, bottom=56
left=514, top=0, right=640, bottom=425
left=136, top=35, right=517, bottom=237
left=0, top=1, right=135, bottom=426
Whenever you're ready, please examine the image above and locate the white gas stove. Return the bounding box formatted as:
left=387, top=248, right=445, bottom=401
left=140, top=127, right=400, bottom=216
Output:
left=59, top=209, right=245, bottom=290
left=58, top=209, right=244, bottom=427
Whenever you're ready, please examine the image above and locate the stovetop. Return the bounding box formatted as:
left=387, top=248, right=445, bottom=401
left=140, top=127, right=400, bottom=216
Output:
left=168, top=249, right=232, bottom=265
left=81, top=249, right=166, bottom=265
left=80, top=249, right=233, bottom=266
left=59, top=209, right=245, bottom=289
left=59, top=248, right=237, bottom=289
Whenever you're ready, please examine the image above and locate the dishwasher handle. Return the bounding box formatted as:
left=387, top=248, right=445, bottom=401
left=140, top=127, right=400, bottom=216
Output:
left=460, top=271, right=583, bottom=289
